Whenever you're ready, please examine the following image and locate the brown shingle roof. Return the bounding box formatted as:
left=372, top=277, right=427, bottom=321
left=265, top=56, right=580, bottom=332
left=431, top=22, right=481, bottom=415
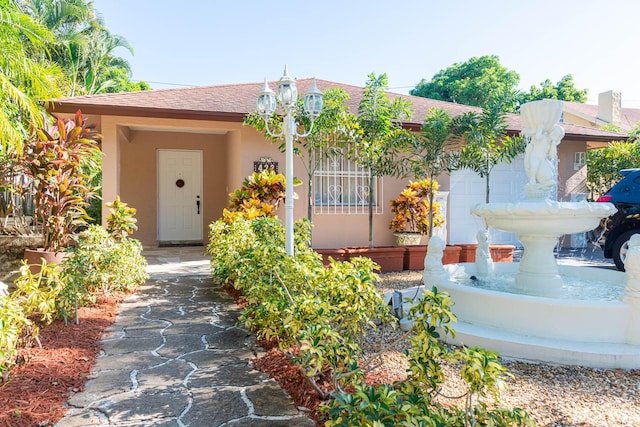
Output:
left=48, top=79, right=627, bottom=142
left=563, top=100, right=640, bottom=131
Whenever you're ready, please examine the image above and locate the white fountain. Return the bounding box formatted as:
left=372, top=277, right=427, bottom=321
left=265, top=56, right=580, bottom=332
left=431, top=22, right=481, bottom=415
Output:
left=391, top=100, right=640, bottom=369
left=472, top=99, right=617, bottom=295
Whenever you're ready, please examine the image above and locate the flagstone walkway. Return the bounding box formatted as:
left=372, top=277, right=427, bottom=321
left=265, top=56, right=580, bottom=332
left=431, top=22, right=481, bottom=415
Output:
left=55, top=247, right=314, bottom=427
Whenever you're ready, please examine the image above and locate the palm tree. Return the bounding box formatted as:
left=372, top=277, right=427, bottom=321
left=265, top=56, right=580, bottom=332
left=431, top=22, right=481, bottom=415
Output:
left=353, top=73, right=412, bottom=249
left=21, top=0, right=136, bottom=95
left=0, top=0, right=63, bottom=152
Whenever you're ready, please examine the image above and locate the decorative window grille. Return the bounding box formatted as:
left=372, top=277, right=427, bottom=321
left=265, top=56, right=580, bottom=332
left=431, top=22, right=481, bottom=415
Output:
left=312, top=146, right=382, bottom=215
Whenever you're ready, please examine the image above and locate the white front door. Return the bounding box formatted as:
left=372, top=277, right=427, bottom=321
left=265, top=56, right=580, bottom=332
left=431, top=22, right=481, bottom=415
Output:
left=157, top=149, right=203, bottom=243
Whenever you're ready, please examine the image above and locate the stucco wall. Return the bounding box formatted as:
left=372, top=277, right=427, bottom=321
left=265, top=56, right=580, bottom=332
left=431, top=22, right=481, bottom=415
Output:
left=119, top=130, right=230, bottom=245
left=557, top=139, right=588, bottom=200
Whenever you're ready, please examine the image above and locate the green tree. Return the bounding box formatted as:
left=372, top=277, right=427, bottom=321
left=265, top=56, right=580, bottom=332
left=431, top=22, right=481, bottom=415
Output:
left=0, top=0, right=63, bottom=151
left=410, top=55, right=520, bottom=111
left=102, top=68, right=151, bottom=93
left=587, top=141, right=640, bottom=199
left=353, top=73, right=412, bottom=249
left=519, top=74, right=587, bottom=104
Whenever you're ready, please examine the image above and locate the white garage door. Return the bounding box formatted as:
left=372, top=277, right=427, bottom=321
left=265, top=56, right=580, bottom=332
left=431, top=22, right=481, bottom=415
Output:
left=449, top=157, right=528, bottom=246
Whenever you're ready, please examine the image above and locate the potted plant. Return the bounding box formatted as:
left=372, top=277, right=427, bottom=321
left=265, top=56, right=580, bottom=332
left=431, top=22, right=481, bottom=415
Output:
left=19, top=111, right=100, bottom=267
left=389, top=178, right=444, bottom=246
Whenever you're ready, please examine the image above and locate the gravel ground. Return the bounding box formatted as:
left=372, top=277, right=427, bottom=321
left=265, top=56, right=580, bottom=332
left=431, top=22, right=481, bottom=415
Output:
left=364, top=270, right=640, bottom=427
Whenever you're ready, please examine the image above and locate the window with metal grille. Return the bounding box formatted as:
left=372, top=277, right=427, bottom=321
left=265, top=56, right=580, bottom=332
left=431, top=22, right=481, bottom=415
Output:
left=312, top=146, right=382, bottom=215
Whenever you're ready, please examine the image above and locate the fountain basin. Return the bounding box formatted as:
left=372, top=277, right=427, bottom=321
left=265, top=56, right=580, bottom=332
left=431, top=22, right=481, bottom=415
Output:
left=472, top=201, right=617, bottom=293
left=471, top=201, right=617, bottom=235
left=441, top=263, right=627, bottom=342
left=391, top=262, right=640, bottom=368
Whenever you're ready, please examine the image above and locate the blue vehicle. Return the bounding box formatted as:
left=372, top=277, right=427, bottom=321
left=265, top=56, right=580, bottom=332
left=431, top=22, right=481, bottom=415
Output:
left=592, top=168, right=640, bottom=270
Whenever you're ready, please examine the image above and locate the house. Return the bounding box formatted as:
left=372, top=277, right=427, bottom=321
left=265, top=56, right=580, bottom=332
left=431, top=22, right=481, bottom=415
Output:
left=48, top=79, right=627, bottom=249
left=563, top=90, right=640, bottom=133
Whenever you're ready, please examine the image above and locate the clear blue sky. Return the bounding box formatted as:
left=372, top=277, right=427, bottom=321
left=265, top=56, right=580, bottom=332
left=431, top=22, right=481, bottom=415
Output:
left=93, top=0, right=640, bottom=108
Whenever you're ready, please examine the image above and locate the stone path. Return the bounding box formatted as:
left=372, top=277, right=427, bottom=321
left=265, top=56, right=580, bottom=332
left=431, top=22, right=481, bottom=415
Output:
left=56, top=247, right=314, bottom=426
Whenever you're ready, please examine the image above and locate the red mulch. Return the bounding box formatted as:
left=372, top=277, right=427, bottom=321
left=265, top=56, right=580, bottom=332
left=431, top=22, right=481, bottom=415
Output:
left=253, top=344, right=331, bottom=425
left=0, top=279, right=388, bottom=427
left=0, top=292, right=125, bottom=427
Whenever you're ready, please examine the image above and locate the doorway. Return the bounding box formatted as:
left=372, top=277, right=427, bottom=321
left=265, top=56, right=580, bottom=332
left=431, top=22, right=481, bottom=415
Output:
left=157, top=149, right=203, bottom=244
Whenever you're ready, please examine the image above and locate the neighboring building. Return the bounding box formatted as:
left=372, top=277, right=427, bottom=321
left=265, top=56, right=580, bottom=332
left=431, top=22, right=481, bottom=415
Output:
left=48, top=80, right=626, bottom=248
left=563, top=90, right=640, bottom=133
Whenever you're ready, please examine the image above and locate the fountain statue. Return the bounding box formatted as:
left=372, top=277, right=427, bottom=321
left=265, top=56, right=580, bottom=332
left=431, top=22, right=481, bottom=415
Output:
left=474, top=229, right=494, bottom=277
left=423, top=236, right=449, bottom=285
left=390, top=99, right=640, bottom=368
left=471, top=99, right=617, bottom=294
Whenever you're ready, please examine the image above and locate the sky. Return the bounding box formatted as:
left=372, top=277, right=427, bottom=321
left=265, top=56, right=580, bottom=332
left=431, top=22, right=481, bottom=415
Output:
left=92, top=0, right=640, bottom=108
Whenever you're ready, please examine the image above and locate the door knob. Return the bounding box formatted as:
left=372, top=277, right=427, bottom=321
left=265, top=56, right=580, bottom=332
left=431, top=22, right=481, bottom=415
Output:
left=196, top=195, right=201, bottom=215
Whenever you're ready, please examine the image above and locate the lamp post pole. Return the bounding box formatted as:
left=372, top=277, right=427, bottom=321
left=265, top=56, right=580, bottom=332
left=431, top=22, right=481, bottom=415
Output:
left=256, top=66, right=323, bottom=256
left=283, top=111, right=295, bottom=255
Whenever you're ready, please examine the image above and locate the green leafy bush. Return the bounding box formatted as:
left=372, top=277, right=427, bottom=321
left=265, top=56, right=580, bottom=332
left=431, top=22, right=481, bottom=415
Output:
left=106, top=196, right=138, bottom=241
left=1, top=261, right=65, bottom=380
left=587, top=141, right=640, bottom=199
left=0, top=295, right=33, bottom=382
left=63, top=225, right=148, bottom=295
left=207, top=216, right=392, bottom=395
left=208, top=213, right=532, bottom=425
left=324, top=287, right=533, bottom=426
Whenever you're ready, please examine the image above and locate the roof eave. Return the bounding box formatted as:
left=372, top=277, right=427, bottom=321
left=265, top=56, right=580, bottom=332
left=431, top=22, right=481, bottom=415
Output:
left=47, top=102, right=248, bottom=123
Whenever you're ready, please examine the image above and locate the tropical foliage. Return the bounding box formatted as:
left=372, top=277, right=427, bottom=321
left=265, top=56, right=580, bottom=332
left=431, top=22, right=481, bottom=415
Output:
left=225, top=170, right=300, bottom=222
left=587, top=141, right=640, bottom=199
left=352, top=73, right=412, bottom=248
left=0, top=260, right=64, bottom=380
left=389, top=179, right=444, bottom=235
left=1, top=202, right=147, bottom=378
left=105, top=195, right=138, bottom=241
left=1, top=0, right=147, bottom=154
left=207, top=210, right=532, bottom=425
left=386, top=107, right=472, bottom=236
left=0, top=0, right=63, bottom=151
left=457, top=103, right=527, bottom=203
left=17, top=110, right=100, bottom=251
left=19, top=0, right=148, bottom=96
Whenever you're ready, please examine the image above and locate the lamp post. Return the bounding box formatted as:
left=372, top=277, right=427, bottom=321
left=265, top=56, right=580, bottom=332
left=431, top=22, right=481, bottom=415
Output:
left=256, top=66, right=323, bottom=256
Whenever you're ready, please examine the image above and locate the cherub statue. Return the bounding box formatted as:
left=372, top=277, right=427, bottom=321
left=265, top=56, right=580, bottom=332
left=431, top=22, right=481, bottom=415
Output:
left=475, top=229, right=494, bottom=277
left=523, top=125, right=564, bottom=192
left=423, top=236, right=448, bottom=285
left=624, top=234, right=640, bottom=301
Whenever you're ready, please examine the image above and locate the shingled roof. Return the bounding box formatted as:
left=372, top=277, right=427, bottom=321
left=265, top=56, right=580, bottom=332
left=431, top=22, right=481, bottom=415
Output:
left=563, top=100, right=640, bottom=131
left=48, top=78, right=627, bottom=142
